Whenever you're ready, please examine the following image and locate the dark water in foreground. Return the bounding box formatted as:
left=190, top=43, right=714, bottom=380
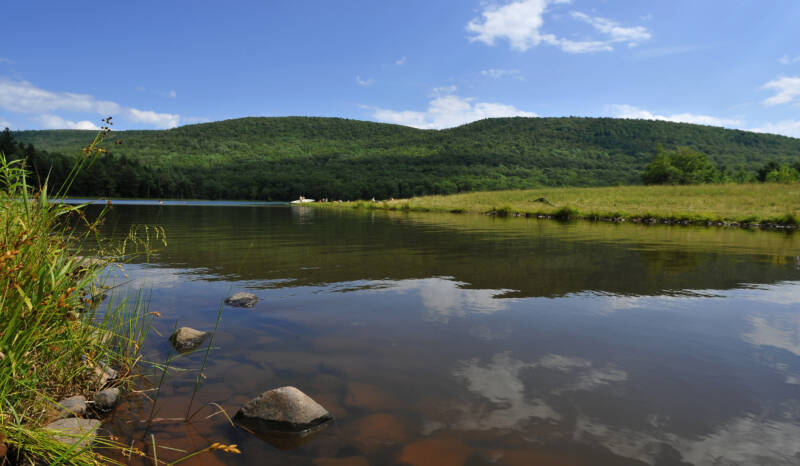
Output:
left=89, top=203, right=800, bottom=466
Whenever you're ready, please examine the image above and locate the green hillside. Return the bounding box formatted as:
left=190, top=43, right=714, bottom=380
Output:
left=9, top=116, right=800, bottom=200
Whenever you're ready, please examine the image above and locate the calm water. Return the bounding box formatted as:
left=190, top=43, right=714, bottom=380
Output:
left=87, top=203, right=800, bottom=466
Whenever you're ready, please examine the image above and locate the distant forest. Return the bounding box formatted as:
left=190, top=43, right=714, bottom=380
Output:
left=7, top=116, right=800, bottom=200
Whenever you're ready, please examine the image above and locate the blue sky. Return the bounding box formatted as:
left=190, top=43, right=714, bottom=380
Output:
left=2, top=0, right=799, bottom=137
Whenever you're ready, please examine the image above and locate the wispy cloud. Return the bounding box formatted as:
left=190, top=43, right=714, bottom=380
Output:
left=481, top=68, right=524, bottom=80
left=395, top=56, right=407, bottom=66
left=168, top=89, right=177, bottom=98
left=0, top=78, right=181, bottom=129
left=466, top=0, right=650, bottom=54
left=0, top=117, right=11, bottom=129
left=368, top=87, right=535, bottom=129
left=0, top=58, right=11, bottom=65
left=570, top=12, right=651, bottom=46
left=609, top=104, right=742, bottom=128
left=762, top=76, right=800, bottom=106
left=356, top=75, right=375, bottom=87
left=751, top=120, right=800, bottom=138
left=633, top=44, right=698, bottom=60
left=778, top=55, right=800, bottom=65
left=183, top=116, right=211, bottom=124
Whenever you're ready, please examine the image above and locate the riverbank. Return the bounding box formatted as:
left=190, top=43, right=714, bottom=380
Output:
left=0, top=142, right=151, bottom=463
left=314, top=184, right=800, bottom=230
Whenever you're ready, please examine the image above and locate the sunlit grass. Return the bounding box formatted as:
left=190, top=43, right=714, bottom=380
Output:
left=321, top=183, right=800, bottom=227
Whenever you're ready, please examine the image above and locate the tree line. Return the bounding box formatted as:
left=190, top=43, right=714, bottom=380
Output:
left=6, top=116, right=800, bottom=199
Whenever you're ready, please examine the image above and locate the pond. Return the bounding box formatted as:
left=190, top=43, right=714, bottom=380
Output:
left=87, top=203, right=800, bottom=465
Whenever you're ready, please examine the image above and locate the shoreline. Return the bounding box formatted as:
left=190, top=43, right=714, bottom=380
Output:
left=310, top=184, right=800, bottom=232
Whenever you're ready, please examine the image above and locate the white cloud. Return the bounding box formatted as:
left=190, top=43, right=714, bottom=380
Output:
left=0, top=78, right=120, bottom=115
left=395, top=56, right=407, bottom=66
left=371, top=89, right=536, bottom=130
left=373, top=277, right=513, bottom=323
left=443, top=352, right=627, bottom=433
left=609, top=104, right=742, bottom=128
left=466, top=0, right=650, bottom=54
left=779, top=55, right=800, bottom=65
left=466, top=0, right=566, bottom=52
left=751, top=120, right=800, bottom=138
left=481, top=68, right=523, bottom=79
left=356, top=75, right=375, bottom=87
left=744, top=313, right=800, bottom=357
left=762, top=76, right=800, bottom=106
left=0, top=78, right=181, bottom=129
left=37, top=114, right=99, bottom=130
left=0, top=118, right=10, bottom=129
left=125, top=108, right=180, bottom=129
left=168, top=89, right=177, bottom=98
left=576, top=414, right=800, bottom=466
left=571, top=12, right=652, bottom=46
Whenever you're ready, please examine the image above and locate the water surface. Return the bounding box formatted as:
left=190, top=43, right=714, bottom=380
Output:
left=89, top=203, right=800, bottom=465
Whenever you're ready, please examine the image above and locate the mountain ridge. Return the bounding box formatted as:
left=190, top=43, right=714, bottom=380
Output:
left=10, top=116, right=800, bottom=200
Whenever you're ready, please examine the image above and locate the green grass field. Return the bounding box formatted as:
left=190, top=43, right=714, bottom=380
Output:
left=319, top=183, right=800, bottom=227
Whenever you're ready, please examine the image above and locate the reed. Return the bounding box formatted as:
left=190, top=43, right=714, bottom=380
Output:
left=0, top=124, right=154, bottom=464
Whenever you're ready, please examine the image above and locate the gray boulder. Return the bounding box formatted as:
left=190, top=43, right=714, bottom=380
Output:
left=93, top=361, right=118, bottom=388
left=43, top=418, right=101, bottom=448
left=225, top=292, right=258, bottom=308
left=234, top=386, right=333, bottom=433
left=169, top=327, right=210, bottom=353
left=57, top=395, right=86, bottom=418
left=94, top=388, right=120, bottom=410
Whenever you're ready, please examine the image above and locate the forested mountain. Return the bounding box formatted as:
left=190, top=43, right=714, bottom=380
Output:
left=9, top=116, right=800, bottom=200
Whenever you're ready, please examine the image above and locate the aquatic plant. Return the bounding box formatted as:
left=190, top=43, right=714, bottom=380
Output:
left=0, top=120, right=154, bottom=464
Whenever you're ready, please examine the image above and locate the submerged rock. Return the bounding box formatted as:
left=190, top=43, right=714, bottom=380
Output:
left=57, top=395, right=87, bottom=418
left=43, top=418, right=101, bottom=448
left=249, top=422, right=330, bottom=450
left=169, top=327, right=210, bottom=353
left=234, top=386, right=333, bottom=433
left=225, top=292, right=258, bottom=308
left=94, top=388, right=120, bottom=410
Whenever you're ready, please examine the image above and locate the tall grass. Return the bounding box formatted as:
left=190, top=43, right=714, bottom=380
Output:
left=0, top=124, right=154, bottom=464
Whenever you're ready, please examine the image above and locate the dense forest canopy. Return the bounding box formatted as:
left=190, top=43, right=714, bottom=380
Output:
left=8, top=116, right=800, bottom=200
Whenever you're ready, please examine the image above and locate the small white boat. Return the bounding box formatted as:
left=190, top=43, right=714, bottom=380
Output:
left=290, top=198, right=315, bottom=204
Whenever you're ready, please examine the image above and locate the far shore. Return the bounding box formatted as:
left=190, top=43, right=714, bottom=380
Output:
left=311, top=184, right=800, bottom=231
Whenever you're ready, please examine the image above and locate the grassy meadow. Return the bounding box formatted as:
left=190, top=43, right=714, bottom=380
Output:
left=318, top=183, right=800, bottom=227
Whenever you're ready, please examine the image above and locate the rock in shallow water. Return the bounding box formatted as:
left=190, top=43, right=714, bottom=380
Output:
left=94, top=387, right=120, bottom=410
left=57, top=395, right=86, bottom=418
left=43, top=418, right=101, bottom=448
left=169, top=327, right=210, bottom=353
left=234, top=386, right=333, bottom=433
left=225, top=292, right=258, bottom=308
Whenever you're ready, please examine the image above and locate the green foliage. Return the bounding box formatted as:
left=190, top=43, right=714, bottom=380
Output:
left=552, top=205, right=580, bottom=219
left=642, top=146, right=721, bottom=185
left=10, top=117, right=800, bottom=200
left=764, top=164, right=800, bottom=183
